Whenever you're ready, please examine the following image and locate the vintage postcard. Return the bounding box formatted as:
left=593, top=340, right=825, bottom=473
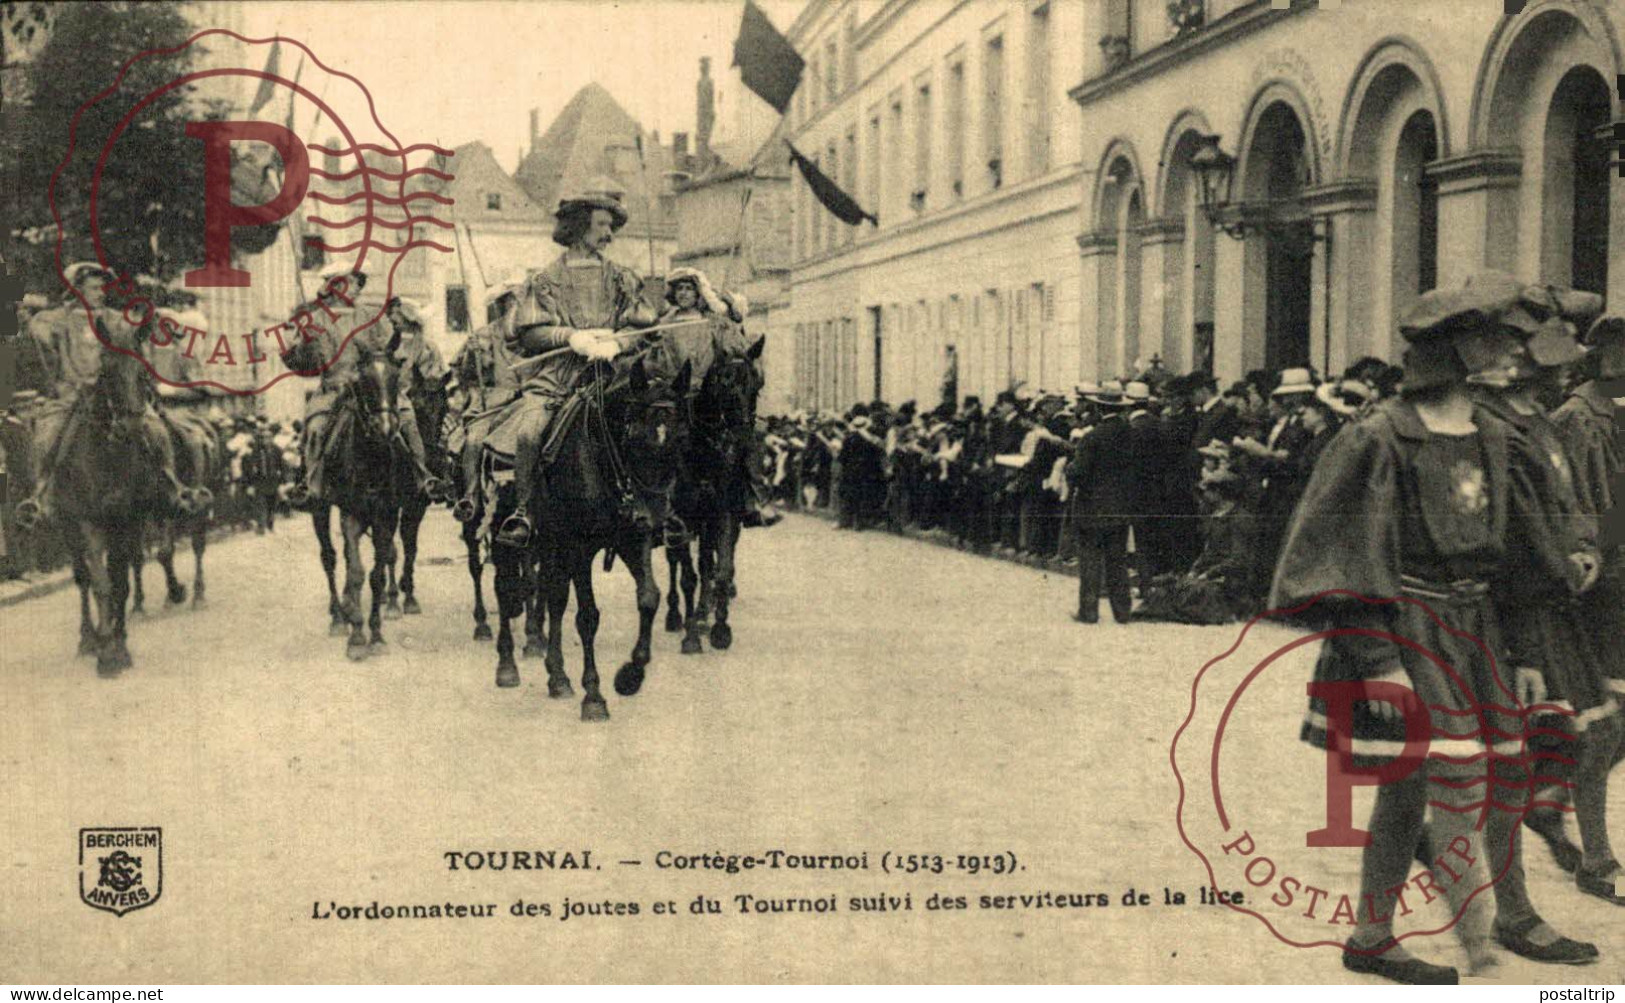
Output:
left=2, top=0, right=1623, bottom=987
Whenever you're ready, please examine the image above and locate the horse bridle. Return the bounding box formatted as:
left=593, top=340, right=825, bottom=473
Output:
left=590, top=365, right=686, bottom=520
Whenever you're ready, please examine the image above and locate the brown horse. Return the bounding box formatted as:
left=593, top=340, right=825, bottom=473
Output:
left=489, top=357, right=691, bottom=720
left=666, top=337, right=764, bottom=654
left=321, top=335, right=412, bottom=660
left=50, top=347, right=190, bottom=675
left=131, top=405, right=223, bottom=615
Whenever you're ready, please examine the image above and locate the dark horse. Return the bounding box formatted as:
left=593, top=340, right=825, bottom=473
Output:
left=132, top=404, right=223, bottom=615
left=52, top=350, right=190, bottom=675
left=382, top=368, right=451, bottom=619
left=489, top=357, right=692, bottom=720
left=665, top=337, right=764, bottom=654
left=322, top=336, right=412, bottom=660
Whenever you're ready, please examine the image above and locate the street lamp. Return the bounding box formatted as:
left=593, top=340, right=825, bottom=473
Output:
left=1189, top=133, right=1244, bottom=240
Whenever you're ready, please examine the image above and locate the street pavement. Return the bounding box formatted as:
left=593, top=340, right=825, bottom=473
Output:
left=2, top=512, right=1620, bottom=983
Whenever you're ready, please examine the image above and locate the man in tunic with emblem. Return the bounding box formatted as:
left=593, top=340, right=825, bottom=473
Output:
left=488, top=192, right=657, bottom=548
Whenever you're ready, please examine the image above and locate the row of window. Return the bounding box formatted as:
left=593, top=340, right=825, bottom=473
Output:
left=791, top=280, right=1059, bottom=409
left=792, top=3, right=1053, bottom=263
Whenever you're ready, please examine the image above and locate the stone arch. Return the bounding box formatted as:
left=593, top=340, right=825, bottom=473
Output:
left=1337, top=37, right=1450, bottom=360
left=1235, top=80, right=1323, bottom=200
left=1152, top=110, right=1218, bottom=373
left=1089, top=139, right=1146, bottom=379
left=1471, top=0, right=1621, bottom=291
left=1092, top=138, right=1146, bottom=231
left=1337, top=36, right=1451, bottom=177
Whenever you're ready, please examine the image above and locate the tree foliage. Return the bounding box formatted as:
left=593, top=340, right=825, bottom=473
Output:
left=5, top=2, right=280, bottom=296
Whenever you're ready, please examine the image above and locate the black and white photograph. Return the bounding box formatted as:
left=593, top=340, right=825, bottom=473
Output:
left=1, top=0, right=1623, bottom=988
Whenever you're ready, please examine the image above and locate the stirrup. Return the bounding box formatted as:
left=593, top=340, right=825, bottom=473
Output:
left=424, top=475, right=450, bottom=503
left=287, top=482, right=311, bottom=507
left=14, top=498, right=44, bottom=531
left=451, top=497, right=478, bottom=523
left=495, top=514, right=532, bottom=548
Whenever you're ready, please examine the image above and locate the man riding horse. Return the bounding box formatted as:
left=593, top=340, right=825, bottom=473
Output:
left=15, top=262, right=188, bottom=529
left=485, top=190, right=659, bottom=549
left=283, top=265, right=446, bottom=509
left=449, top=277, right=525, bottom=524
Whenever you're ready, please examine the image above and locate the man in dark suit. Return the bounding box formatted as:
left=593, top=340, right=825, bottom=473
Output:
left=1068, top=382, right=1138, bottom=623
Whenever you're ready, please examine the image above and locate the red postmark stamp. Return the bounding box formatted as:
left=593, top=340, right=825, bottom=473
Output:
left=48, top=29, right=456, bottom=396
left=1170, top=590, right=1575, bottom=953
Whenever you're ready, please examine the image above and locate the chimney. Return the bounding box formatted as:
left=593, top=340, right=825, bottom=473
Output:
left=696, top=57, right=715, bottom=164
left=528, top=108, right=539, bottom=151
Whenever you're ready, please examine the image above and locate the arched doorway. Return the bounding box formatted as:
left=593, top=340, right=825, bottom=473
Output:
left=1392, top=112, right=1440, bottom=315
left=1243, top=102, right=1313, bottom=371
left=1159, top=117, right=1218, bottom=374
left=1542, top=67, right=1612, bottom=295
left=1091, top=146, right=1145, bottom=379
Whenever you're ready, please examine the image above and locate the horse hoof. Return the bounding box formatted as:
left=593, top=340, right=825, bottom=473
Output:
left=580, top=698, right=610, bottom=723
left=547, top=675, right=574, bottom=699
left=384, top=602, right=403, bottom=620
left=369, top=638, right=387, bottom=652
left=402, top=596, right=422, bottom=615
left=131, top=605, right=148, bottom=619
left=680, top=635, right=703, bottom=655
left=496, top=661, right=520, bottom=688
left=522, top=639, right=546, bottom=659
left=709, top=623, right=733, bottom=650
left=78, top=636, right=98, bottom=657
left=472, top=623, right=493, bottom=641
left=191, top=596, right=207, bottom=611
left=329, top=619, right=349, bottom=637
left=613, top=661, right=646, bottom=697
left=96, top=657, right=123, bottom=678
left=167, top=585, right=187, bottom=606
left=725, top=582, right=738, bottom=599
left=664, top=610, right=683, bottom=632
left=346, top=642, right=369, bottom=662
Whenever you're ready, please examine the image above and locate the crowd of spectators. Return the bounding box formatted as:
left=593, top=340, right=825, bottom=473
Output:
left=757, top=357, right=1406, bottom=624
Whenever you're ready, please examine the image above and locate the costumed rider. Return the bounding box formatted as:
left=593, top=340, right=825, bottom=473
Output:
left=490, top=190, right=658, bottom=549
left=15, top=262, right=187, bottom=528
left=653, top=266, right=780, bottom=527
left=148, top=300, right=223, bottom=508
left=448, top=277, right=525, bottom=523
left=381, top=295, right=452, bottom=501
left=283, top=261, right=446, bottom=507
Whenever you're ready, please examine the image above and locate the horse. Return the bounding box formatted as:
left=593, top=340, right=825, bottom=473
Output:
left=322, top=334, right=412, bottom=660
left=130, top=404, right=223, bottom=615
left=49, top=348, right=193, bottom=675
left=381, top=367, right=451, bottom=619
left=665, top=337, right=764, bottom=655
left=488, top=356, right=692, bottom=720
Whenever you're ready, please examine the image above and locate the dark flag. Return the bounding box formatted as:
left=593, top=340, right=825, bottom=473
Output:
left=248, top=41, right=281, bottom=116
left=732, top=0, right=804, bottom=115
left=787, top=142, right=878, bottom=227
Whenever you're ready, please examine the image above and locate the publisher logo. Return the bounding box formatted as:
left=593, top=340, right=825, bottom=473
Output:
left=79, top=827, right=162, bottom=916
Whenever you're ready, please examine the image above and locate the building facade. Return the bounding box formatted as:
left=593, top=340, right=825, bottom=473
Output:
left=1071, top=0, right=1623, bottom=385
left=782, top=0, right=1087, bottom=413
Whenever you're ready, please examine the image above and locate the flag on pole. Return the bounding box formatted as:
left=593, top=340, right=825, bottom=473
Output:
left=248, top=41, right=281, bottom=116
left=732, top=0, right=803, bottom=115
left=283, top=55, right=306, bottom=131
left=787, top=142, right=876, bottom=227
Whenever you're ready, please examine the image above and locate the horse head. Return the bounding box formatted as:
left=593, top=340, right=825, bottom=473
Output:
left=696, top=336, right=765, bottom=465
left=349, top=338, right=402, bottom=444
left=623, top=357, right=693, bottom=485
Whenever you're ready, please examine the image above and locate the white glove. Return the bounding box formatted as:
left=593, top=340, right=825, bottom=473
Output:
left=568, top=329, right=620, bottom=360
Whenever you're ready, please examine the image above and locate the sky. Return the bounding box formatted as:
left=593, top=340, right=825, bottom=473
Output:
left=232, top=0, right=805, bottom=172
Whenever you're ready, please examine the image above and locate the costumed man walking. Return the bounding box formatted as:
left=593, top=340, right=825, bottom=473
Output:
left=449, top=278, right=525, bottom=523
left=487, top=191, right=657, bottom=549
left=1548, top=310, right=1625, bottom=904
left=1271, top=272, right=1597, bottom=985
left=15, top=263, right=188, bottom=529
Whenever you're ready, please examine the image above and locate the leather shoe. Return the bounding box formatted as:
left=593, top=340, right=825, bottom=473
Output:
left=1575, top=864, right=1625, bottom=906
left=1341, top=941, right=1457, bottom=985
left=1493, top=917, right=1598, bottom=965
